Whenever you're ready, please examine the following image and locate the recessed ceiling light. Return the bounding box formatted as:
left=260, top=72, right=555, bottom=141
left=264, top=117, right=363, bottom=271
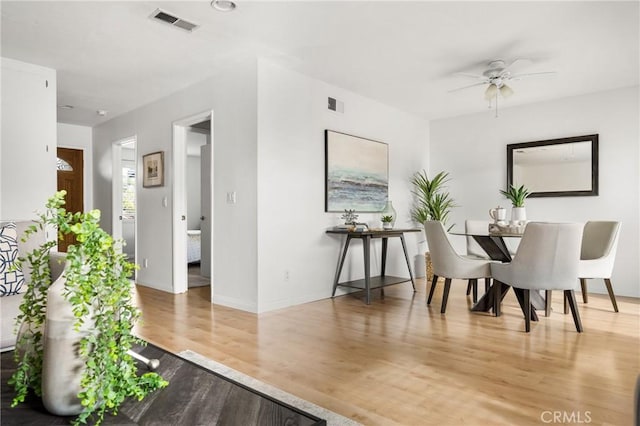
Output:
left=210, top=0, right=236, bottom=12
left=97, top=110, right=108, bottom=116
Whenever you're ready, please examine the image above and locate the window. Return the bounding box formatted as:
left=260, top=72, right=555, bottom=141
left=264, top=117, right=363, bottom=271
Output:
left=122, top=166, right=136, bottom=219
left=56, top=157, right=73, bottom=171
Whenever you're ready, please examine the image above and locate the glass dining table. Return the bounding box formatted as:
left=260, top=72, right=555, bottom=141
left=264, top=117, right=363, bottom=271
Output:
left=451, top=228, right=546, bottom=320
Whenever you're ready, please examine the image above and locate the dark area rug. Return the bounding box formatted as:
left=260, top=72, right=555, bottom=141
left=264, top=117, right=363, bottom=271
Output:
left=1, top=343, right=325, bottom=425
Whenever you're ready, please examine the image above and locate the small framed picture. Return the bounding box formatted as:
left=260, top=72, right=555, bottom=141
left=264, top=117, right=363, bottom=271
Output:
left=142, top=151, right=164, bottom=188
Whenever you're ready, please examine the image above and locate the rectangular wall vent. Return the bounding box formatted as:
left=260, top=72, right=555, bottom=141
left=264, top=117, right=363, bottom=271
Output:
left=328, top=97, right=344, bottom=113
left=150, top=9, right=199, bottom=32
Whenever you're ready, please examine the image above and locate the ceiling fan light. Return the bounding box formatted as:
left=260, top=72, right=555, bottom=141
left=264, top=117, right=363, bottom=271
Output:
left=211, top=0, right=236, bottom=12
left=500, top=84, right=514, bottom=98
left=484, top=84, right=498, bottom=101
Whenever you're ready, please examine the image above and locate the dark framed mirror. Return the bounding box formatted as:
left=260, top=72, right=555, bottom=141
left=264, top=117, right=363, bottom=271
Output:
left=507, top=134, right=599, bottom=198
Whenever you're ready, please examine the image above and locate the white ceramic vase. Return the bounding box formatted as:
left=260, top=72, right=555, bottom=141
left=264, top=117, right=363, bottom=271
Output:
left=381, top=201, right=397, bottom=227
left=41, top=264, right=94, bottom=416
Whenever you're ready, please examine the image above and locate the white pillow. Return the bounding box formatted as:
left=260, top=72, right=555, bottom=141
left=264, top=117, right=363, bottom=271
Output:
left=0, top=222, right=25, bottom=296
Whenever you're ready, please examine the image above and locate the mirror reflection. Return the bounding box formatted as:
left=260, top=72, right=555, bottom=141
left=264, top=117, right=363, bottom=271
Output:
left=507, top=135, right=598, bottom=197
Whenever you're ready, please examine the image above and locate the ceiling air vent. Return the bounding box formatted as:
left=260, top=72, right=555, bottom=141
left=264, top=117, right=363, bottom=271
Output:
left=150, top=9, right=199, bottom=32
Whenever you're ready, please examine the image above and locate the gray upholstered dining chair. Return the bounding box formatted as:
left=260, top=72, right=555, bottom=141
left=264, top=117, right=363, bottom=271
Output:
left=424, top=221, right=494, bottom=313
left=491, top=222, right=584, bottom=333
left=577, top=221, right=621, bottom=312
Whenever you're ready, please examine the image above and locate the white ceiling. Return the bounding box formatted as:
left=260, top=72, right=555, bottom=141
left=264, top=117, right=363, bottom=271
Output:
left=2, top=1, right=638, bottom=127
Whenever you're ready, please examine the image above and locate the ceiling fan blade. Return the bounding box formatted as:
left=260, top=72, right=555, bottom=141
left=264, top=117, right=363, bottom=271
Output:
left=448, top=81, right=488, bottom=93
left=505, top=58, right=532, bottom=70
left=510, top=71, right=557, bottom=80
left=454, top=72, right=487, bottom=80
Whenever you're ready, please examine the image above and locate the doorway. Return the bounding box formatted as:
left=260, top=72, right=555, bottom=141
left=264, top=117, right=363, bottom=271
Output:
left=172, top=111, right=213, bottom=295
left=57, top=147, right=83, bottom=252
left=112, top=137, right=137, bottom=265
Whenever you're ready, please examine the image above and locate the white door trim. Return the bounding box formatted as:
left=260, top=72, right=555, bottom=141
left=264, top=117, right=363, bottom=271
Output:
left=172, top=110, right=214, bottom=295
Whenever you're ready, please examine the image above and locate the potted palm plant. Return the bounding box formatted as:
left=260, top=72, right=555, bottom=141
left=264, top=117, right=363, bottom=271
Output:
left=410, top=170, right=457, bottom=282
left=9, top=191, right=167, bottom=425
left=499, top=184, right=530, bottom=223
left=410, top=170, right=456, bottom=229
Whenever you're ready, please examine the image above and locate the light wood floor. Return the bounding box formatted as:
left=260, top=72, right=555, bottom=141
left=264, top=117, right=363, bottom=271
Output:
left=133, top=279, right=639, bottom=426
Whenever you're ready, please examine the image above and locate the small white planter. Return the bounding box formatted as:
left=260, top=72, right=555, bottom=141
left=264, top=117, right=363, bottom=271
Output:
left=511, top=207, right=527, bottom=223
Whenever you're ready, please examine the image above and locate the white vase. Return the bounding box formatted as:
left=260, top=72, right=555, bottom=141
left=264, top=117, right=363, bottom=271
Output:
left=381, top=200, right=397, bottom=227
left=383, top=222, right=392, bottom=229
left=41, top=266, right=94, bottom=416
left=511, top=207, right=526, bottom=224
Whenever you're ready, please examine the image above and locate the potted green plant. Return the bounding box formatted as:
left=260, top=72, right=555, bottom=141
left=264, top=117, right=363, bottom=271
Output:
left=9, top=191, right=167, bottom=425
left=410, top=170, right=457, bottom=283
left=410, top=170, right=456, bottom=229
left=381, top=215, right=394, bottom=229
left=499, top=184, right=530, bottom=223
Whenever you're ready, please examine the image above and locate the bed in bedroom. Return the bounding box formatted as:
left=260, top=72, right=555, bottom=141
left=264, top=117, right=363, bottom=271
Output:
left=187, top=230, right=201, bottom=264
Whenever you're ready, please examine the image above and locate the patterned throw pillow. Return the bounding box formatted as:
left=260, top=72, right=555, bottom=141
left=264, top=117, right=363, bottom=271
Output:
left=0, top=223, right=25, bottom=296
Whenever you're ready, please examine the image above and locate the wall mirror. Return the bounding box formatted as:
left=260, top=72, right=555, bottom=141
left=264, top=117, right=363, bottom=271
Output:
left=507, top=134, right=599, bottom=197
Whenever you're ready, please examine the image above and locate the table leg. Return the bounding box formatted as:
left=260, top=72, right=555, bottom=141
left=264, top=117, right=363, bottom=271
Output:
left=381, top=237, right=388, bottom=276
left=363, top=235, right=371, bottom=305
left=380, top=237, right=388, bottom=298
left=472, top=281, right=510, bottom=313
left=400, top=234, right=416, bottom=292
left=332, top=235, right=352, bottom=297
left=530, top=291, right=546, bottom=311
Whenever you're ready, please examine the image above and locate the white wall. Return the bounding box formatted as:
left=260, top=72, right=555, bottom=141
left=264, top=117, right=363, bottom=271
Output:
left=57, top=123, right=93, bottom=211
left=1, top=58, right=57, bottom=220
left=430, top=86, right=639, bottom=297
left=256, top=59, right=430, bottom=312
left=93, top=57, right=259, bottom=311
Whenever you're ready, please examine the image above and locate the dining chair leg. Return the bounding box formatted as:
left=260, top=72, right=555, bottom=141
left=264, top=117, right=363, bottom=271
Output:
left=493, top=280, right=501, bottom=317
left=441, top=278, right=452, bottom=314
left=545, top=290, right=552, bottom=317
left=524, top=289, right=531, bottom=332
left=580, top=278, right=588, bottom=303
left=564, top=290, right=584, bottom=332
left=604, top=278, right=619, bottom=313
left=464, top=278, right=476, bottom=302
left=484, top=278, right=490, bottom=293
left=427, top=275, right=439, bottom=305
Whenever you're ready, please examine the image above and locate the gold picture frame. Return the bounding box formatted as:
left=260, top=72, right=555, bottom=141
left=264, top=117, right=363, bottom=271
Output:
left=142, top=151, right=164, bottom=188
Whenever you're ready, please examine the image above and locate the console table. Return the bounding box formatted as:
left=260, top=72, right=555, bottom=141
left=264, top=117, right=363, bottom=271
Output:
left=326, top=228, right=420, bottom=304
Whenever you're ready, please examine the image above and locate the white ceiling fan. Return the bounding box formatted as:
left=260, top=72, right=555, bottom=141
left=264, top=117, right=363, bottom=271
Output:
left=450, top=59, right=556, bottom=116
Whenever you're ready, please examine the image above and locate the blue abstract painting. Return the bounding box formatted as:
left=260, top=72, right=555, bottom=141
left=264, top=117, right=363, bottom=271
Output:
left=325, top=130, right=388, bottom=212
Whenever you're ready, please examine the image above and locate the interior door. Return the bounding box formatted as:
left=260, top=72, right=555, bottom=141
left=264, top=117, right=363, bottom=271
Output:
left=200, top=144, right=211, bottom=278
left=57, top=147, right=83, bottom=252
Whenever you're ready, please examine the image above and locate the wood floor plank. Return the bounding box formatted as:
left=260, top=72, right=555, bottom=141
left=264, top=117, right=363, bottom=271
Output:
left=132, top=280, right=640, bottom=425
left=1, top=343, right=323, bottom=425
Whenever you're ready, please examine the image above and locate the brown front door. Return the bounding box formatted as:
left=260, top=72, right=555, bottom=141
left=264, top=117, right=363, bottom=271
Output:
left=57, top=148, right=84, bottom=252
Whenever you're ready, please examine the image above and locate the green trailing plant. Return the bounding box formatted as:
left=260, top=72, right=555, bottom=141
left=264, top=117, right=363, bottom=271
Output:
left=410, top=170, right=457, bottom=229
left=9, top=191, right=168, bottom=425
left=500, top=184, right=530, bottom=207
left=381, top=215, right=393, bottom=223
